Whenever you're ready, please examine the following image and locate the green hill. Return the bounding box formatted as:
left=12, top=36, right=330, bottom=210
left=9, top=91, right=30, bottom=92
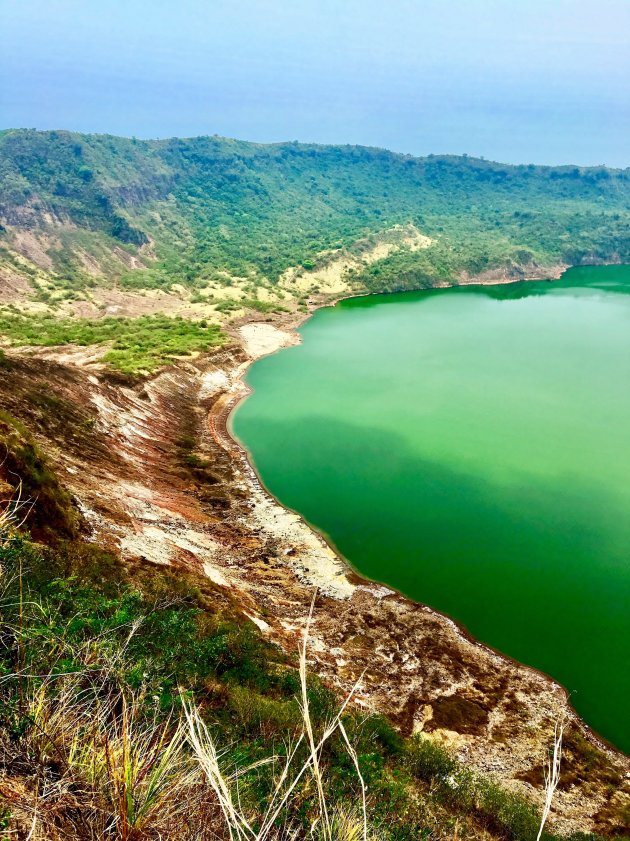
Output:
left=1, top=129, right=629, bottom=297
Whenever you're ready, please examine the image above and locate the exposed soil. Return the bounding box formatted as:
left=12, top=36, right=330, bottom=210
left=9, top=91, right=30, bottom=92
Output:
left=457, top=262, right=570, bottom=285
left=279, top=224, right=433, bottom=296
left=0, top=266, right=32, bottom=303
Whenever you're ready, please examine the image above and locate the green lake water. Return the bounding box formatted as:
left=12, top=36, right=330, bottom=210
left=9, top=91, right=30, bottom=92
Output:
left=231, top=265, right=630, bottom=753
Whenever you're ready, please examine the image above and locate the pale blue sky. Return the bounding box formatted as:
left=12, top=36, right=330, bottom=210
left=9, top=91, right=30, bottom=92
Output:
left=1, top=0, right=629, bottom=166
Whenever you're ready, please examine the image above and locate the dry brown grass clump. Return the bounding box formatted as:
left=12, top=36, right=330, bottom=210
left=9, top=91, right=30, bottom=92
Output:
left=0, top=590, right=372, bottom=841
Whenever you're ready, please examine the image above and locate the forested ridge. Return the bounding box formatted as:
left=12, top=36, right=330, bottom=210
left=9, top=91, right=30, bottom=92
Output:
left=2, top=129, right=629, bottom=295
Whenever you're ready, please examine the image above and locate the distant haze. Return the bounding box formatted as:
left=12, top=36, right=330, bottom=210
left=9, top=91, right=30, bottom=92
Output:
left=1, top=0, right=629, bottom=167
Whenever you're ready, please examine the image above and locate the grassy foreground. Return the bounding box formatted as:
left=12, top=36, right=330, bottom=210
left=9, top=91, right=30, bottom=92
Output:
left=0, top=498, right=626, bottom=841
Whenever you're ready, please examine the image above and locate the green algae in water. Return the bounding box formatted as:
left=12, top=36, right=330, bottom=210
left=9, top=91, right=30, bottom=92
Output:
left=232, top=265, right=630, bottom=753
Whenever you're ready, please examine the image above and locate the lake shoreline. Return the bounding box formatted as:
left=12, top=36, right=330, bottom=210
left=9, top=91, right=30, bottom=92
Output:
left=216, top=261, right=629, bottom=763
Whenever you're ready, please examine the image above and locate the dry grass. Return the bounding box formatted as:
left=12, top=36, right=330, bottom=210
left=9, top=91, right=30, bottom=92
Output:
left=16, top=675, right=214, bottom=840
left=184, top=597, right=369, bottom=841
left=536, top=717, right=565, bottom=841
left=0, top=582, right=373, bottom=841
left=0, top=481, right=31, bottom=538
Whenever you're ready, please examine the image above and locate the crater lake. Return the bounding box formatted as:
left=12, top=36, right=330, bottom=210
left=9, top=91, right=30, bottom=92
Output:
left=231, top=265, right=630, bottom=753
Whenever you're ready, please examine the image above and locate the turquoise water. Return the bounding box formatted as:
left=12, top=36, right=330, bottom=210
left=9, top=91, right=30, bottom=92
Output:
left=232, top=265, right=630, bottom=753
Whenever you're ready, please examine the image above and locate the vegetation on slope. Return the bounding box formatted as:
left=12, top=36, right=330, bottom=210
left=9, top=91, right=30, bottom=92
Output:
left=0, top=312, right=225, bottom=373
left=1, top=129, right=629, bottom=370
left=1, top=129, right=630, bottom=296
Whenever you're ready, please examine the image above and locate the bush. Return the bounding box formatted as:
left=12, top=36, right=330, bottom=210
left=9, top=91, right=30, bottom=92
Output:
left=405, top=734, right=457, bottom=781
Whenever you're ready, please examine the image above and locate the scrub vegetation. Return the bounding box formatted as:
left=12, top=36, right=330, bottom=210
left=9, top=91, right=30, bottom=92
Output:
left=1, top=129, right=629, bottom=370
left=0, top=312, right=225, bottom=373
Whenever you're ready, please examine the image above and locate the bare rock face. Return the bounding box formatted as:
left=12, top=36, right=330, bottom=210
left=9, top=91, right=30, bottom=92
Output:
left=0, top=335, right=628, bottom=838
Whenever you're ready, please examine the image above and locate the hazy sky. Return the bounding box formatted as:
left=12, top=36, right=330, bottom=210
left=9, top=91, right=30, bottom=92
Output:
left=1, top=0, right=629, bottom=166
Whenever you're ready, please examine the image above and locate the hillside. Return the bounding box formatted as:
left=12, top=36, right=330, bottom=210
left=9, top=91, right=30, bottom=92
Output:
left=0, top=131, right=629, bottom=839
left=2, top=129, right=630, bottom=300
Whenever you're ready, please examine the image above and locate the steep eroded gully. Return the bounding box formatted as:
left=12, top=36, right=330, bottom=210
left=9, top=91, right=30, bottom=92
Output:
left=0, top=324, right=628, bottom=837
